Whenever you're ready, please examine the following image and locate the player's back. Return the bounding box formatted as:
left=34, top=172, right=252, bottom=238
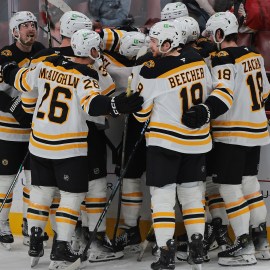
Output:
left=135, top=50, right=213, bottom=154
left=211, top=46, right=270, bottom=146
left=16, top=55, right=100, bottom=159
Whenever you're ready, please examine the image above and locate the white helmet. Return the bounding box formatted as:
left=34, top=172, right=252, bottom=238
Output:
left=119, top=32, right=146, bottom=58
left=206, top=12, right=238, bottom=43
left=161, top=2, right=188, bottom=21
left=149, top=21, right=180, bottom=52
left=174, top=16, right=200, bottom=43
left=71, top=29, right=101, bottom=58
left=60, top=11, right=92, bottom=38
left=172, top=19, right=188, bottom=45
left=9, top=11, right=37, bottom=33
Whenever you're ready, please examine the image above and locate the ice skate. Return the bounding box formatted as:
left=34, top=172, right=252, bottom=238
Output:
left=22, top=218, right=30, bottom=246
left=49, top=240, right=80, bottom=270
left=151, top=239, right=176, bottom=270
left=0, top=220, right=14, bottom=250
left=88, top=231, right=124, bottom=262
left=212, top=217, right=233, bottom=251
left=138, top=227, right=156, bottom=261
left=114, top=223, right=142, bottom=253
left=218, top=233, right=257, bottom=266
left=252, top=222, right=270, bottom=260
left=176, top=233, right=188, bottom=261
left=29, top=227, right=45, bottom=267
left=71, top=220, right=82, bottom=252
left=187, top=233, right=204, bottom=270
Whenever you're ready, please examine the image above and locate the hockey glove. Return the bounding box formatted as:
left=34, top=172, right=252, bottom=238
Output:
left=0, top=92, right=32, bottom=127
left=1, top=61, right=19, bottom=85
left=182, top=104, right=211, bottom=129
left=110, top=92, right=143, bottom=117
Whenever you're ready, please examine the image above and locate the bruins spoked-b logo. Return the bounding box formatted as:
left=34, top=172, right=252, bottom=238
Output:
left=2, top=159, right=8, bottom=166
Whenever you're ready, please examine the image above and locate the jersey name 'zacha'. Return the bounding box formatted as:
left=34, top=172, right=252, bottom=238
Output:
left=134, top=51, right=213, bottom=154
left=209, top=46, right=270, bottom=146
left=0, top=41, right=45, bottom=142
left=12, top=55, right=101, bottom=159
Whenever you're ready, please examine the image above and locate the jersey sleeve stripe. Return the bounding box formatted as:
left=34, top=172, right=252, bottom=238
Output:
left=101, top=83, right=115, bottom=96
left=210, top=89, right=233, bottom=107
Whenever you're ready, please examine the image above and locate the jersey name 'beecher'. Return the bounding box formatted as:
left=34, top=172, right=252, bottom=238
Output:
left=168, top=67, right=205, bottom=88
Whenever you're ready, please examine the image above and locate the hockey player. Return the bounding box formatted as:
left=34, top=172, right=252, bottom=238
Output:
left=0, top=11, right=45, bottom=249
left=182, top=11, right=270, bottom=266
left=101, top=31, right=149, bottom=253
left=161, top=2, right=189, bottom=21
left=134, top=20, right=213, bottom=270
left=1, top=28, right=143, bottom=269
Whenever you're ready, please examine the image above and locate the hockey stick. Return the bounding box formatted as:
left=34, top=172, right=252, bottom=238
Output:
left=137, top=225, right=154, bottom=261
left=38, top=25, right=61, bottom=45
left=44, top=0, right=52, bottom=48
left=66, top=118, right=150, bottom=270
left=0, top=151, right=30, bottom=213
left=112, top=76, right=133, bottom=249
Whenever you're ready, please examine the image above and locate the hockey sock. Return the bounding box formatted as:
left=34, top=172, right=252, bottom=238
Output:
left=242, top=176, right=267, bottom=228
left=56, top=190, right=85, bottom=242
left=80, top=199, right=88, bottom=227
left=27, top=186, right=55, bottom=234
left=121, top=178, right=143, bottom=228
left=22, top=170, right=31, bottom=219
left=151, top=183, right=176, bottom=248
left=177, top=182, right=205, bottom=241
left=219, top=184, right=250, bottom=237
left=0, top=175, right=15, bottom=222
left=86, top=178, right=107, bottom=232
left=206, top=177, right=229, bottom=225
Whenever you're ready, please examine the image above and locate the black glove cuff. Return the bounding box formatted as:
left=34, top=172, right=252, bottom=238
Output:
left=200, top=104, right=211, bottom=123
left=9, top=96, right=21, bottom=113
left=110, top=97, right=120, bottom=117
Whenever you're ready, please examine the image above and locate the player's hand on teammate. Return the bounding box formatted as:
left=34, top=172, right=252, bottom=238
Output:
left=110, top=92, right=143, bottom=117
left=1, top=61, right=19, bottom=84
left=182, top=104, right=211, bottom=129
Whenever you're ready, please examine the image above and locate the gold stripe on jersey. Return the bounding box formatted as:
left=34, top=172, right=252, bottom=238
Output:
left=30, top=53, right=57, bottom=65
left=81, top=92, right=99, bottom=113
left=32, top=130, right=88, bottom=140
left=103, top=53, right=126, bottom=67
left=114, top=30, right=125, bottom=51
left=101, top=83, right=115, bottom=96
left=263, top=92, right=269, bottom=100
left=30, top=134, right=87, bottom=152
left=158, top=61, right=205, bottom=79
left=216, top=83, right=233, bottom=96
left=18, top=58, right=30, bottom=68
left=211, top=88, right=233, bottom=107
left=104, top=28, right=114, bottom=51
left=15, top=68, right=28, bottom=92
left=133, top=104, right=154, bottom=122
left=235, top=52, right=261, bottom=64
left=21, top=97, right=37, bottom=113
left=212, top=120, right=268, bottom=128
left=146, top=122, right=211, bottom=146
left=0, top=127, right=30, bottom=135
left=0, top=116, right=17, bottom=123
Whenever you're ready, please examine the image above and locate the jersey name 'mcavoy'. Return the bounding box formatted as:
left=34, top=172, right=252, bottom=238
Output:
left=38, top=67, right=80, bottom=88
left=168, top=67, right=205, bottom=88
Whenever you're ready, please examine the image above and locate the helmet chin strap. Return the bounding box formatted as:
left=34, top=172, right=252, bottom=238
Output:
left=88, top=49, right=100, bottom=61
left=213, top=31, right=225, bottom=50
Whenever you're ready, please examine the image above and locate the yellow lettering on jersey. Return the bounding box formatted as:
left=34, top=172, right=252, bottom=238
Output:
left=242, top=58, right=261, bottom=73
left=168, top=68, right=205, bottom=88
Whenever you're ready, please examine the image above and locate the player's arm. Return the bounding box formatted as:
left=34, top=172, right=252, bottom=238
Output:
left=182, top=52, right=235, bottom=128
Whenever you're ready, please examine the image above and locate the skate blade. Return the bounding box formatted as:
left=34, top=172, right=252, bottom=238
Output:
left=218, top=254, right=257, bottom=266
left=49, top=261, right=73, bottom=270
left=191, top=264, right=202, bottom=270
left=124, top=244, right=141, bottom=254
left=209, top=240, right=218, bottom=251
left=31, top=257, right=40, bottom=268
left=203, top=254, right=210, bottom=262
left=89, top=251, right=124, bottom=263
left=255, top=250, right=270, bottom=260
left=137, top=240, right=149, bottom=261
left=71, top=240, right=81, bottom=252
left=0, top=242, right=11, bottom=250
left=176, top=252, right=188, bottom=261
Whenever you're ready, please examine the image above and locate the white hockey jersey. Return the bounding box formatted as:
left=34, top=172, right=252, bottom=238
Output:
left=209, top=47, right=270, bottom=146
left=12, top=55, right=102, bottom=159
left=134, top=50, right=213, bottom=154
